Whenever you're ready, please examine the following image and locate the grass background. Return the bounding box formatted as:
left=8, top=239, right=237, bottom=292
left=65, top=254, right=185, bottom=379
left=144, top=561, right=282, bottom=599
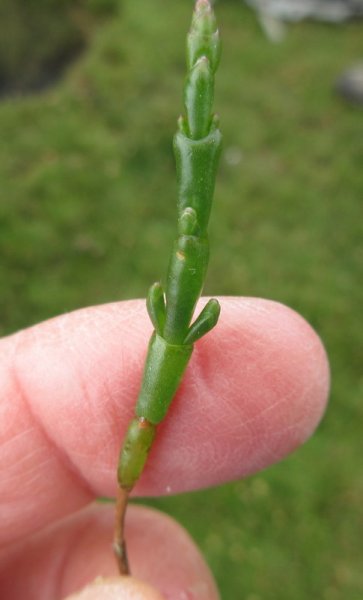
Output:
left=0, top=0, right=362, bottom=597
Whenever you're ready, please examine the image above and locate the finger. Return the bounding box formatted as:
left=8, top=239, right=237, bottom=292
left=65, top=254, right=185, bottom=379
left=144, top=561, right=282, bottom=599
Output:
left=0, top=504, right=219, bottom=600
left=65, top=578, right=164, bottom=600
left=0, top=297, right=329, bottom=546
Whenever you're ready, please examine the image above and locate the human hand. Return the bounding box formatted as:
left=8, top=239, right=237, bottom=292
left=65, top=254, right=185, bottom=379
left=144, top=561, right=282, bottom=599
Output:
left=0, top=297, right=329, bottom=599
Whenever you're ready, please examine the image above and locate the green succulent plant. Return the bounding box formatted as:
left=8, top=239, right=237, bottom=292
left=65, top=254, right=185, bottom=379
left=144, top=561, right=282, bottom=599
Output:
left=114, top=0, right=222, bottom=574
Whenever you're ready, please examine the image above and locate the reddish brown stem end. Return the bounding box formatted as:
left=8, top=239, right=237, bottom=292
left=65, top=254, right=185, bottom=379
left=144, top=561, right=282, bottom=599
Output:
left=113, top=487, right=130, bottom=575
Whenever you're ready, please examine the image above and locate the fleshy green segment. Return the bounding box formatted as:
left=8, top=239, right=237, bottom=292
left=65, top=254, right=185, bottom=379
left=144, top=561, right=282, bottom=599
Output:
left=117, top=0, right=221, bottom=489
left=187, top=0, right=221, bottom=76
left=118, top=418, right=156, bottom=491
left=185, top=0, right=221, bottom=140
left=165, top=0, right=222, bottom=344
left=174, top=124, right=222, bottom=235
left=136, top=334, right=193, bottom=424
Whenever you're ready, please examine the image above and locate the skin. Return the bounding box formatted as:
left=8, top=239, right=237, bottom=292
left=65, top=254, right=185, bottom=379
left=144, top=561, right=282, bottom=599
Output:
left=0, top=296, right=330, bottom=599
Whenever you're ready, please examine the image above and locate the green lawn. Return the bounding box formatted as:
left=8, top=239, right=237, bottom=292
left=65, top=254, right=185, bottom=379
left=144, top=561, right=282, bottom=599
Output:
left=0, top=1, right=362, bottom=598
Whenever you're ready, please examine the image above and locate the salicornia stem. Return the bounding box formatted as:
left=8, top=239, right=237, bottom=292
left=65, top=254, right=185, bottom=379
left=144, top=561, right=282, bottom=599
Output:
left=113, top=488, right=129, bottom=575
left=114, top=0, right=222, bottom=574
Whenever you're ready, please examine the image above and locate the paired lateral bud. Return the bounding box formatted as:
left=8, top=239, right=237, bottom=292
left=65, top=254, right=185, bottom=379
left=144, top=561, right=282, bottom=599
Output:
left=184, top=298, right=220, bottom=344
left=147, top=282, right=166, bottom=336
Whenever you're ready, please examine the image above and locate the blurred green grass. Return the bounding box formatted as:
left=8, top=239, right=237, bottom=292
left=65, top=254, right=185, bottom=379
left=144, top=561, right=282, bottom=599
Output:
left=0, top=1, right=362, bottom=597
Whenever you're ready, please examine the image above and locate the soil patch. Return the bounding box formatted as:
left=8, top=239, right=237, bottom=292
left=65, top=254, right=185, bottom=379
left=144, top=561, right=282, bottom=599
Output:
left=0, top=0, right=117, bottom=98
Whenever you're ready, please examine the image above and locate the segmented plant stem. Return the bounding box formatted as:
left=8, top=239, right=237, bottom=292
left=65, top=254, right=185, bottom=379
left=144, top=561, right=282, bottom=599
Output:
left=113, top=488, right=129, bottom=575
left=114, top=0, right=222, bottom=574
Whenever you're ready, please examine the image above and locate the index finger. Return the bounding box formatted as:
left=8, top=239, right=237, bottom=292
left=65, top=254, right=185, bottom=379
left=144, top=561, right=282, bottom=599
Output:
left=0, top=297, right=329, bottom=547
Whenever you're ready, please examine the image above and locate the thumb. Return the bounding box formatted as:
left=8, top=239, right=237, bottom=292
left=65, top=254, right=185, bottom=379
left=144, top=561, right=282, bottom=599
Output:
left=65, top=576, right=164, bottom=600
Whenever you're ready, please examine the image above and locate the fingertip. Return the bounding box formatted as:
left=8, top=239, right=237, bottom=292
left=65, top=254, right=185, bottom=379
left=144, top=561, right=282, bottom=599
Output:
left=223, top=297, right=330, bottom=441
left=127, top=506, right=220, bottom=600
left=1, top=504, right=219, bottom=600
left=277, top=299, right=330, bottom=436
left=1, top=296, right=331, bottom=534
left=64, top=576, right=164, bottom=600
left=219, top=297, right=330, bottom=453
left=142, top=297, right=330, bottom=492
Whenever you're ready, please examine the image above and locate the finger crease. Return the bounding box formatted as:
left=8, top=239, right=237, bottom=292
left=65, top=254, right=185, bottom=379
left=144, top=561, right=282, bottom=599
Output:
left=10, top=364, right=96, bottom=501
